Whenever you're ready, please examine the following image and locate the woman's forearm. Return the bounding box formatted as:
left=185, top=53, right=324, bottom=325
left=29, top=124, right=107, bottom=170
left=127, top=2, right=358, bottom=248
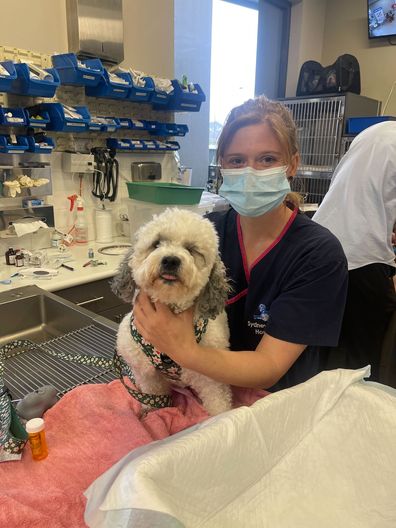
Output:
left=181, top=346, right=277, bottom=388
left=179, top=337, right=305, bottom=389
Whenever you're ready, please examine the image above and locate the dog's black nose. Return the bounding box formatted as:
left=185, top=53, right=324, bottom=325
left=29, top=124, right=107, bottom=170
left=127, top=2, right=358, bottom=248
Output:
left=161, top=255, right=181, bottom=272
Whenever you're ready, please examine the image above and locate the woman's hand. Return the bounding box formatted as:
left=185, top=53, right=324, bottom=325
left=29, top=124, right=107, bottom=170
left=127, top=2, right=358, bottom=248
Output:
left=133, top=293, right=198, bottom=367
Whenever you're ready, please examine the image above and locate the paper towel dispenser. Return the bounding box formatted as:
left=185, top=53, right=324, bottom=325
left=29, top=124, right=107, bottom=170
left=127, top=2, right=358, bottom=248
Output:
left=66, top=0, right=124, bottom=64
left=131, top=162, right=162, bottom=181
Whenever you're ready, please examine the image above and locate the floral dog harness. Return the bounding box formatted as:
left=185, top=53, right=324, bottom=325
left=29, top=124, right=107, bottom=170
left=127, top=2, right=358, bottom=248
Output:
left=114, top=314, right=209, bottom=409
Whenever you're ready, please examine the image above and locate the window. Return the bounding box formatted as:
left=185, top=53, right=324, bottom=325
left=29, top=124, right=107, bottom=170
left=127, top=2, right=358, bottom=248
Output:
left=209, top=0, right=259, bottom=156
left=209, top=0, right=291, bottom=161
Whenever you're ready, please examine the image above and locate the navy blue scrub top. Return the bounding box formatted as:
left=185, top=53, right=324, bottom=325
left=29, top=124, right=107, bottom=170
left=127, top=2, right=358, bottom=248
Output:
left=207, top=208, right=348, bottom=392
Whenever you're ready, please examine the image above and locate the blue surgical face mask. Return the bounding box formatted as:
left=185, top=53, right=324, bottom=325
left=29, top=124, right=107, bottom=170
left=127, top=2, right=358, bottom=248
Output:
left=219, top=165, right=291, bottom=217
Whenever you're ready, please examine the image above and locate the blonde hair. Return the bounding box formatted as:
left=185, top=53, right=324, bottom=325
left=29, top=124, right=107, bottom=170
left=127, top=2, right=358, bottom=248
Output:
left=216, top=95, right=302, bottom=208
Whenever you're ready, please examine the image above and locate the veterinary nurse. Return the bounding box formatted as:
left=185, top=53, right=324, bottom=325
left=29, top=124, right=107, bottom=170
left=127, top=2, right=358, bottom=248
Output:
left=313, top=121, right=396, bottom=381
left=134, top=95, right=348, bottom=391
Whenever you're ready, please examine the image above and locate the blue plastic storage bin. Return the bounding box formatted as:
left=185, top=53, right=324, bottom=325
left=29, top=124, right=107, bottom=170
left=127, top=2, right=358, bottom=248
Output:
left=149, top=122, right=188, bottom=136
left=0, top=61, right=17, bottom=93
left=161, top=140, right=180, bottom=150
left=107, top=138, right=133, bottom=150
left=26, top=135, right=55, bottom=154
left=24, top=107, right=50, bottom=129
left=175, top=124, right=189, bottom=136
left=142, top=120, right=160, bottom=132
left=150, top=87, right=171, bottom=106
left=87, top=117, right=103, bottom=131
left=130, top=119, right=149, bottom=131
left=0, top=107, right=27, bottom=126
left=85, top=69, right=131, bottom=99
left=142, top=139, right=159, bottom=150
left=0, top=135, right=29, bottom=153
left=127, top=75, right=155, bottom=103
left=115, top=117, right=133, bottom=129
left=52, top=53, right=103, bottom=87
left=88, top=116, right=119, bottom=132
left=154, top=80, right=205, bottom=112
left=346, top=116, right=396, bottom=134
left=107, top=137, right=180, bottom=152
left=11, top=63, right=60, bottom=97
left=39, top=103, right=90, bottom=132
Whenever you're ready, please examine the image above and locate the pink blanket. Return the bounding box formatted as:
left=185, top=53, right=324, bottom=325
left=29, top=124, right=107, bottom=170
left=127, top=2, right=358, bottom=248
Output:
left=0, top=381, right=267, bottom=528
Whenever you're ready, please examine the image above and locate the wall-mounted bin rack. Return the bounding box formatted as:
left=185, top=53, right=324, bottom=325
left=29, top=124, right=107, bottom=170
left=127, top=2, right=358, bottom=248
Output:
left=0, top=107, right=27, bottom=126
left=0, top=135, right=29, bottom=153
left=38, top=103, right=90, bottom=132
left=0, top=61, right=17, bottom=93
left=24, top=108, right=50, bottom=129
left=154, top=80, right=205, bottom=112
left=127, top=75, right=155, bottom=103
left=26, top=135, right=55, bottom=154
left=51, top=53, right=104, bottom=87
left=11, top=63, right=60, bottom=98
left=85, top=69, right=131, bottom=99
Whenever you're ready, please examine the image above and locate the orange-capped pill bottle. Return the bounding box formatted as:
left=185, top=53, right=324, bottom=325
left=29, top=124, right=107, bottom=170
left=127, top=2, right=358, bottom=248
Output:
left=25, top=417, right=48, bottom=461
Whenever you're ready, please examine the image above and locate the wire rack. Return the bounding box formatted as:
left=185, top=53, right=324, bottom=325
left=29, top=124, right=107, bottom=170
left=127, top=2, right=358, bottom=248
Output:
left=282, top=96, right=345, bottom=205
left=3, top=324, right=118, bottom=401
left=283, top=96, right=344, bottom=173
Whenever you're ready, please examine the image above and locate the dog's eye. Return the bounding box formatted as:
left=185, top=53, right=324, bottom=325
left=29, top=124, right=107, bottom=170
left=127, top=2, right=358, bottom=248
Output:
left=152, top=239, right=161, bottom=249
left=185, top=244, right=196, bottom=255
left=185, top=244, right=205, bottom=261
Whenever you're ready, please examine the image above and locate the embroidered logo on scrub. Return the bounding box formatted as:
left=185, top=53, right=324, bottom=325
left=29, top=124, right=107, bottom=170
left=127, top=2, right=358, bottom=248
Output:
left=248, top=304, right=270, bottom=335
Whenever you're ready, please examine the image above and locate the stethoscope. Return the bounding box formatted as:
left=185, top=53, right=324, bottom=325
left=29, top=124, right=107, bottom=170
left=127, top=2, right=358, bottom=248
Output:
left=91, top=148, right=119, bottom=202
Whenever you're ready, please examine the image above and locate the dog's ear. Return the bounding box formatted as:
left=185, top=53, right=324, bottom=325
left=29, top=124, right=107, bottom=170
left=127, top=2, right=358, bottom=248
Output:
left=195, top=257, right=231, bottom=319
left=110, top=248, right=136, bottom=303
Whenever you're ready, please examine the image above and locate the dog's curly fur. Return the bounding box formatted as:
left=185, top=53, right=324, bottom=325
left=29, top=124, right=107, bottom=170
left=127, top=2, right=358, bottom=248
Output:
left=111, top=208, right=232, bottom=416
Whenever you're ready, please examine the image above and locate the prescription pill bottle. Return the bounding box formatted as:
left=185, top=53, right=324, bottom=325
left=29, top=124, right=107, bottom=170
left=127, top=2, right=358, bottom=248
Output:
left=26, top=417, right=48, bottom=461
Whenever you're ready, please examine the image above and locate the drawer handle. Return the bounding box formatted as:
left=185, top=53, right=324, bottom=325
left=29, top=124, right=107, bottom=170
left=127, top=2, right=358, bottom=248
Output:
left=77, top=296, right=104, bottom=306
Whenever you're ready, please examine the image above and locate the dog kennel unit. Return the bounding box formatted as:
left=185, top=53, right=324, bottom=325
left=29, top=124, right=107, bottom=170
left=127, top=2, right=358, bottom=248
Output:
left=280, top=93, right=381, bottom=204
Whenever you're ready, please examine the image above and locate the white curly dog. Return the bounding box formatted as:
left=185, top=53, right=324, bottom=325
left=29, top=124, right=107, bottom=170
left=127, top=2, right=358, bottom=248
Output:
left=111, top=208, right=232, bottom=416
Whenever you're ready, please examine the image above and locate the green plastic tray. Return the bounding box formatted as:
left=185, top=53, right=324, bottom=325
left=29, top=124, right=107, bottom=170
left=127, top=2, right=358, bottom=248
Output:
left=126, top=181, right=204, bottom=205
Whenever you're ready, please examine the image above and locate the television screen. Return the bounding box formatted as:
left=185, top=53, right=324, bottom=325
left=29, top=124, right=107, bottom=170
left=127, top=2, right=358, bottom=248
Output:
left=368, top=1, right=396, bottom=39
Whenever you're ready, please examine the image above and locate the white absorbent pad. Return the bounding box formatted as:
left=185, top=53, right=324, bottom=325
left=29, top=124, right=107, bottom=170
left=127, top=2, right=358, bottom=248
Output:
left=84, top=368, right=396, bottom=528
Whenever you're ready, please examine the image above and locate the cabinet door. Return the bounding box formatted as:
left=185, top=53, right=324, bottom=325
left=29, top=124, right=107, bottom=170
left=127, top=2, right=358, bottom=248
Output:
left=98, top=304, right=131, bottom=324
left=56, top=278, right=129, bottom=316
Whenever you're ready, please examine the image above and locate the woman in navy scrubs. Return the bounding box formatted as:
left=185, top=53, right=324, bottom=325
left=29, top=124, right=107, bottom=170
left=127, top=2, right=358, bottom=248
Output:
left=134, top=96, right=348, bottom=392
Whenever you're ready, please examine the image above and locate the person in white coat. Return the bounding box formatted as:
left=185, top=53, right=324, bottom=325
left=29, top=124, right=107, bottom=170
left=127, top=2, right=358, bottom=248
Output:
left=313, top=121, right=396, bottom=381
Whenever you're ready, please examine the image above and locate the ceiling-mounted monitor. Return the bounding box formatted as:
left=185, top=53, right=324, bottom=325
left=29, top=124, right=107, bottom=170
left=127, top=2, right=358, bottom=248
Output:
left=368, top=0, right=396, bottom=39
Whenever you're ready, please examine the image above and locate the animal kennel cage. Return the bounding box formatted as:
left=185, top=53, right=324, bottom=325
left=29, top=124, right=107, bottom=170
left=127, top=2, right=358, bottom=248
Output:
left=280, top=93, right=380, bottom=205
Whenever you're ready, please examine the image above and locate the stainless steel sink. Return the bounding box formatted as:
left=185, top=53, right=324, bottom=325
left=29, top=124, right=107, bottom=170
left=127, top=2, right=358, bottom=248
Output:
left=0, top=285, right=119, bottom=400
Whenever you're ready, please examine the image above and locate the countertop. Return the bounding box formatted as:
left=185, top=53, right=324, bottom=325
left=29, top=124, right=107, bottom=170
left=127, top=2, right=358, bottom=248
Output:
left=0, top=237, right=132, bottom=294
